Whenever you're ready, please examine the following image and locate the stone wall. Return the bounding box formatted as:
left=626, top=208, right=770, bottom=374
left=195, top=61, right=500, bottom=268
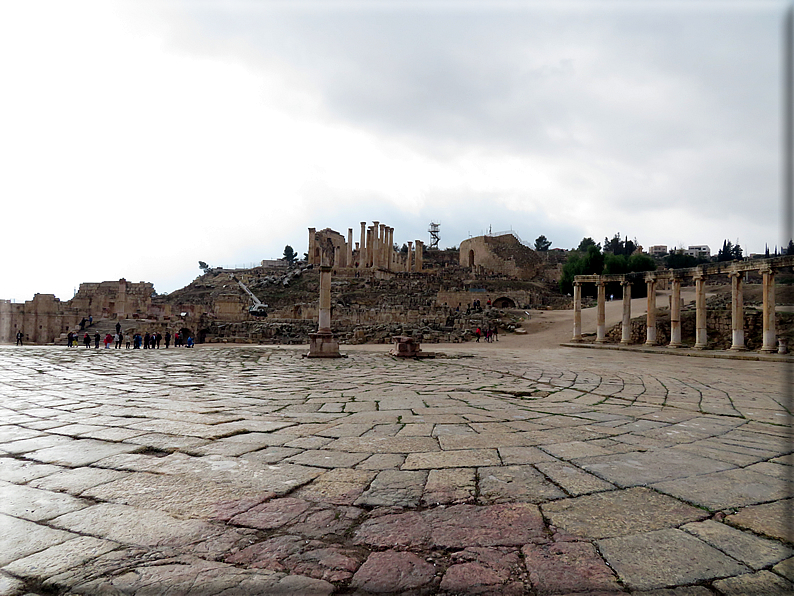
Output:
left=459, top=234, right=542, bottom=280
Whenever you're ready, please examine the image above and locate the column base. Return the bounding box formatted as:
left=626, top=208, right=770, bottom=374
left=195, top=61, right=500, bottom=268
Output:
left=729, top=345, right=747, bottom=351
left=759, top=347, right=776, bottom=354
left=693, top=343, right=708, bottom=350
left=595, top=339, right=607, bottom=344
left=644, top=341, right=656, bottom=347
left=305, top=332, right=345, bottom=358
left=571, top=337, right=584, bottom=343
left=620, top=339, right=631, bottom=345
left=667, top=342, right=683, bottom=349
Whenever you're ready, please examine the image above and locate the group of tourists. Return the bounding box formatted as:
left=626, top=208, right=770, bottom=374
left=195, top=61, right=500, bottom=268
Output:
left=62, top=324, right=194, bottom=350
left=474, top=325, right=498, bottom=343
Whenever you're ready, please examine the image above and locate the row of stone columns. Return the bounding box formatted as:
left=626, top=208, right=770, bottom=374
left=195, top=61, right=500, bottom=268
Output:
left=573, top=264, right=779, bottom=352
left=310, top=223, right=423, bottom=272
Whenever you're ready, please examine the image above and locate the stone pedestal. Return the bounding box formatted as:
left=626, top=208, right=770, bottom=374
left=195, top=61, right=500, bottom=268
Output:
left=305, top=265, right=344, bottom=358
left=306, top=331, right=343, bottom=358
left=389, top=336, right=433, bottom=358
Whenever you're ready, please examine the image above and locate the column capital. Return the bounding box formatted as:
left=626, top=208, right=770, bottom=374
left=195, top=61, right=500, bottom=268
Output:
left=596, top=279, right=606, bottom=287
left=573, top=281, right=582, bottom=287
left=620, top=280, right=631, bottom=286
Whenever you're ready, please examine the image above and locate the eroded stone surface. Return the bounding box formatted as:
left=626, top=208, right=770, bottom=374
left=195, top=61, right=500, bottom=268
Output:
left=522, top=541, right=623, bottom=595
left=351, top=551, right=436, bottom=592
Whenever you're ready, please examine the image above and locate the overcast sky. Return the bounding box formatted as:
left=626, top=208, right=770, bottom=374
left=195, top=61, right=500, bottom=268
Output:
left=0, top=0, right=787, bottom=302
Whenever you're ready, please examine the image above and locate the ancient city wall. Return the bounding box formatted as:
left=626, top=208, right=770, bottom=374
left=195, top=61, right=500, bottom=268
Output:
left=459, top=234, right=543, bottom=280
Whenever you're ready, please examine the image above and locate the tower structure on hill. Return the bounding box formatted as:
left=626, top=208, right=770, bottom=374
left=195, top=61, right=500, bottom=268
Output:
left=428, top=222, right=440, bottom=249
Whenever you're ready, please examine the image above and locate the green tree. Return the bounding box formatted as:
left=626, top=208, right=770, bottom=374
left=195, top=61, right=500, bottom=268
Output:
left=534, top=235, right=552, bottom=251
left=560, top=245, right=604, bottom=296
left=198, top=261, right=210, bottom=272
left=787, top=240, right=794, bottom=255
left=717, top=240, right=738, bottom=262
left=283, top=245, right=297, bottom=264
left=576, top=237, right=599, bottom=252
left=665, top=251, right=698, bottom=269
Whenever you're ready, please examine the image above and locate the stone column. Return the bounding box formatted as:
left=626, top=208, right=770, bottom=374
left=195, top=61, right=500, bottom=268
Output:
left=318, top=266, right=332, bottom=332
left=347, top=228, right=353, bottom=269
left=572, top=282, right=583, bottom=342
left=761, top=266, right=777, bottom=352
left=669, top=276, right=682, bottom=348
left=415, top=240, right=423, bottom=271
left=407, top=241, right=413, bottom=273
left=359, top=223, right=366, bottom=269
left=621, top=280, right=631, bottom=345
left=308, top=228, right=316, bottom=265
left=372, top=221, right=380, bottom=268
left=694, top=271, right=707, bottom=349
left=306, top=263, right=343, bottom=358
left=729, top=269, right=746, bottom=350
left=645, top=277, right=657, bottom=346
left=366, top=227, right=374, bottom=267
left=596, top=280, right=606, bottom=343
left=117, top=279, right=127, bottom=319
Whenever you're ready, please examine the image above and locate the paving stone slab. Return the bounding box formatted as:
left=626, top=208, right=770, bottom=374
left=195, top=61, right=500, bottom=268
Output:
left=534, top=461, right=615, bottom=496
left=0, top=435, right=75, bottom=455
left=0, top=457, right=62, bottom=484
left=2, top=536, right=118, bottom=579
left=285, top=449, right=370, bottom=468
left=522, top=541, right=623, bottom=595
left=351, top=550, right=437, bottom=593
left=403, top=448, right=500, bottom=469
left=497, top=446, right=557, bottom=465
left=0, top=514, right=75, bottom=567
left=50, top=503, right=221, bottom=548
left=422, top=468, right=476, bottom=505
left=356, top=453, right=405, bottom=470
left=0, top=571, right=24, bottom=596
left=354, top=469, right=426, bottom=507
left=230, top=497, right=313, bottom=530
left=438, top=432, right=538, bottom=450
left=652, top=467, right=792, bottom=510
left=680, top=519, right=792, bottom=570
left=29, top=466, right=129, bottom=495
left=26, top=439, right=140, bottom=466
left=0, top=481, right=89, bottom=521
left=427, top=503, right=547, bottom=548
left=596, top=528, right=750, bottom=590
left=727, top=498, right=794, bottom=543
left=712, top=570, right=794, bottom=595
left=579, top=449, right=735, bottom=487
left=440, top=547, right=523, bottom=594
left=774, top=556, right=794, bottom=583
left=541, top=487, right=707, bottom=539
left=630, top=588, right=713, bottom=595
left=542, top=440, right=614, bottom=459
left=294, top=468, right=376, bottom=505
left=479, top=465, right=566, bottom=504
left=325, top=435, right=440, bottom=453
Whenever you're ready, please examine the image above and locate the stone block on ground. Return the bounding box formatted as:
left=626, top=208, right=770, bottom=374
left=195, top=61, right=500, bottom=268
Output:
left=422, top=468, right=476, bottom=505
left=711, top=570, right=794, bottom=595
left=726, top=498, right=793, bottom=542
left=350, top=551, right=436, bottom=593
left=521, top=541, right=623, bottom=595
left=478, top=465, right=566, bottom=503
left=354, top=469, right=427, bottom=507
left=680, top=519, right=792, bottom=570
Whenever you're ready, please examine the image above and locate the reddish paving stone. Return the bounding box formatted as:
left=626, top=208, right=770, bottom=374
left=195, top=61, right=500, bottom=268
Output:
left=440, top=547, right=523, bottom=594
left=225, top=535, right=305, bottom=570
left=428, top=503, right=546, bottom=548
left=287, top=547, right=364, bottom=583
left=285, top=504, right=364, bottom=539
left=522, top=541, right=623, bottom=595
left=229, top=497, right=311, bottom=529
left=212, top=493, right=275, bottom=522
left=353, top=511, right=430, bottom=548
left=351, top=550, right=437, bottom=592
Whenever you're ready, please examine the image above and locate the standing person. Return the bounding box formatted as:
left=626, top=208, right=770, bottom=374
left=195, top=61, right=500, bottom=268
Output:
left=15, top=331, right=23, bottom=346
left=104, top=333, right=112, bottom=348
left=94, top=332, right=100, bottom=348
left=67, top=331, right=73, bottom=347
left=83, top=333, right=90, bottom=348
left=115, top=321, right=121, bottom=335
left=493, top=325, right=498, bottom=341
left=475, top=327, right=481, bottom=343
left=115, top=332, right=123, bottom=349
left=126, top=334, right=131, bottom=349
left=155, top=332, right=162, bottom=349
left=88, top=315, right=93, bottom=326
left=79, top=318, right=86, bottom=331
left=174, top=332, right=180, bottom=347
left=165, top=331, right=171, bottom=348
left=143, top=332, right=150, bottom=349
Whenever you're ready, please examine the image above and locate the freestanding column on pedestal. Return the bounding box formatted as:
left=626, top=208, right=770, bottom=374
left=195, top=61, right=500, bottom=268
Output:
left=306, top=264, right=343, bottom=358
left=645, top=277, right=657, bottom=346
left=596, top=280, right=606, bottom=343
left=729, top=269, right=746, bottom=350
left=761, top=267, right=777, bottom=352
left=669, top=277, right=682, bottom=347
left=572, top=282, right=583, bottom=342
left=694, top=271, right=707, bottom=349
left=621, top=280, right=632, bottom=344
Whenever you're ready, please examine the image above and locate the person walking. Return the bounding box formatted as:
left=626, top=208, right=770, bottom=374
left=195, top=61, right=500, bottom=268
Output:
left=15, top=331, right=23, bottom=346
left=94, top=332, right=100, bottom=348
left=66, top=331, right=73, bottom=347
left=475, top=327, right=481, bottom=343
left=104, top=333, right=112, bottom=349
left=174, top=332, right=180, bottom=347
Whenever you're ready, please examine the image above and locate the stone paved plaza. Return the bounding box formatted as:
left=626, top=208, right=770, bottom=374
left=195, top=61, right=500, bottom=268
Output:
left=1, top=343, right=793, bottom=595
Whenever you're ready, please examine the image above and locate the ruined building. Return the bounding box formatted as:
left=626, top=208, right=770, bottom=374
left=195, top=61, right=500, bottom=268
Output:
left=459, top=233, right=543, bottom=280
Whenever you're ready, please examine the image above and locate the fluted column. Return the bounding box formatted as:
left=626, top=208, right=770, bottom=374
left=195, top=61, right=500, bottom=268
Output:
left=359, top=222, right=366, bottom=269
left=645, top=277, right=657, bottom=346
left=729, top=269, right=746, bottom=350
left=668, top=276, right=682, bottom=348
left=596, top=280, right=606, bottom=343
left=621, top=280, right=631, bottom=344
left=694, top=271, right=707, bottom=349
left=572, top=282, right=583, bottom=342
left=761, top=267, right=777, bottom=352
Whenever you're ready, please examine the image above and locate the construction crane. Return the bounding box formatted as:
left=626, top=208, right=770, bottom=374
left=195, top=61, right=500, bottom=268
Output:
left=428, top=222, right=440, bottom=249
left=230, top=275, right=268, bottom=317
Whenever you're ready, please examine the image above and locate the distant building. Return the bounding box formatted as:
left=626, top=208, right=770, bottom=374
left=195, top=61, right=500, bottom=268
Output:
left=685, top=245, right=711, bottom=259
left=648, top=245, right=668, bottom=257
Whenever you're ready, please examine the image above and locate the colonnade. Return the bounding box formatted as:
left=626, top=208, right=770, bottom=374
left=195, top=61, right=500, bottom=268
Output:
left=572, top=256, right=793, bottom=352
left=308, top=223, right=423, bottom=272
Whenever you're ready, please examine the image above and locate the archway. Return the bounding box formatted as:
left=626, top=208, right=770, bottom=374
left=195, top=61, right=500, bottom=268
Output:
left=468, top=249, right=475, bottom=268
left=493, top=297, right=516, bottom=308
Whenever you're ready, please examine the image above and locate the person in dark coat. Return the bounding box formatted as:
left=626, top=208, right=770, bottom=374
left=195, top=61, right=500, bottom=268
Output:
left=94, top=332, right=100, bottom=348
left=143, top=332, right=150, bottom=349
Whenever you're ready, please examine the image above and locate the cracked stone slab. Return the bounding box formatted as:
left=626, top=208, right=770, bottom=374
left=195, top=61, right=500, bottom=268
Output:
left=726, top=498, right=794, bottom=543
left=680, top=519, right=792, bottom=570
left=2, top=535, right=119, bottom=580
left=50, top=503, right=222, bottom=548
left=422, top=468, right=476, bottom=505
left=403, top=448, right=500, bottom=469
left=534, top=461, right=615, bottom=496
left=293, top=468, right=376, bottom=505
left=0, top=457, right=62, bottom=483
left=440, top=547, right=524, bottom=595
left=597, top=528, right=750, bottom=590
left=522, top=541, right=623, bottom=595
left=712, top=570, right=794, bottom=595
left=24, top=439, right=140, bottom=466
left=651, top=467, right=793, bottom=510
left=354, top=469, right=426, bottom=507
left=478, top=465, right=566, bottom=504
left=579, top=449, right=735, bottom=487
left=497, top=446, right=557, bottom=465
left=541, top=487, right=708, bottom=539
left=351, top=550, right=437, bottom=593
left=0, top=481, right=90, bottom=521
left=29, top=466, right=129, bottom=495
left=0, top=514, right=75, bottom=567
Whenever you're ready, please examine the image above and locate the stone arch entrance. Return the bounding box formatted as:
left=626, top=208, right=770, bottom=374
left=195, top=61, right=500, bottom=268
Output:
left=492, top=296, right=516, bottom=308
left=468, top=249, right=475, bottom=268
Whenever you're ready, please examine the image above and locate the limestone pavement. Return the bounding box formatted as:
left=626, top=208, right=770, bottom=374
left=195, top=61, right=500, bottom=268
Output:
left=0, top=343, right=792, bottom=595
